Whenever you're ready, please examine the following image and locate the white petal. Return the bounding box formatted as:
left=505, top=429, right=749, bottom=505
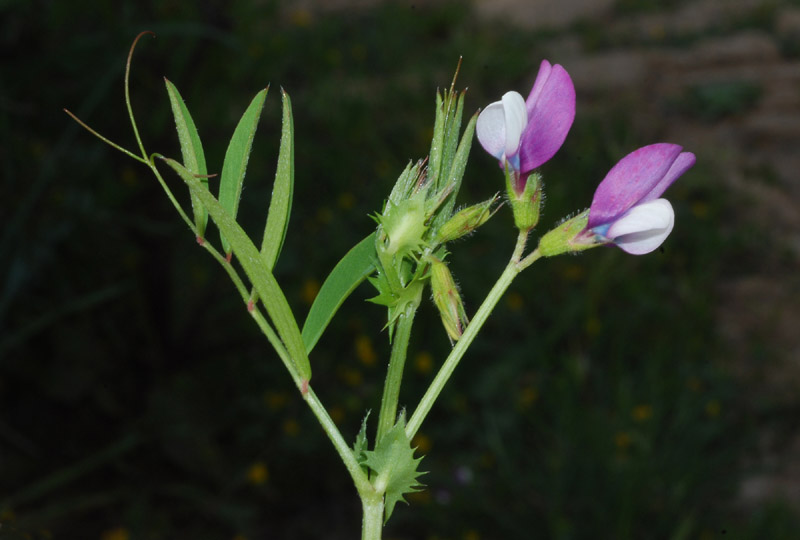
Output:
left=476, top=100, right=507, bottom=160
left=501, top=91, right=527, bottom=157
left=607, top=199, right=675, bottom=255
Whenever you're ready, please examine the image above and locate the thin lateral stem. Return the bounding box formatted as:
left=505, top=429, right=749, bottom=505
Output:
left=63, top=109, right=148, bottom=164
left=304, top=387, right=374, bottom=495
left=405, top=232, right=530, bottom=440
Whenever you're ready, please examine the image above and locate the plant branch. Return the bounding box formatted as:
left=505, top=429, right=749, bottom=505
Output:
left=376, top=301, right=418, bottom=443
left=405, top=232, right=530, bottom=439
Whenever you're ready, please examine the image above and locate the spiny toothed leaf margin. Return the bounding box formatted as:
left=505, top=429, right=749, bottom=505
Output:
left=362, top=417, right=426, bottom=523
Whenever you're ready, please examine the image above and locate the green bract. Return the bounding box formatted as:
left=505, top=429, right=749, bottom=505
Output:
left=368, top=81, right=483, bottom=343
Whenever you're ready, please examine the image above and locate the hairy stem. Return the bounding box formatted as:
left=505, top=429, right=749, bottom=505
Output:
left=405, top=233, right=535, bottom=439
left=376, top=302, right=418, bottom=443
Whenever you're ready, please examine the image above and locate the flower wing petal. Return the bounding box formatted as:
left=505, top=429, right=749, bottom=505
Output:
left=518, top=63, right=576, bottom=172
left=588, top=143, right=682, bottom=228
left=607, top=198, right=675, bottom=255
left=501, top=91, right=528, bottom=159
left=476, top=100, right=507, bottom=161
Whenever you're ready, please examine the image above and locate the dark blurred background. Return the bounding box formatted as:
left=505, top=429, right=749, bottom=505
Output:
left=3, top=0, right=800, bottom=538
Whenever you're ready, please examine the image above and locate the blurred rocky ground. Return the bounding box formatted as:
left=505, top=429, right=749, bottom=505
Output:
left=488, top=0, right=800, bottom=512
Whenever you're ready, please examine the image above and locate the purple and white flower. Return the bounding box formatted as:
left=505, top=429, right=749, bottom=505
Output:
left=476, top=60, right=575, bottom=192
left=584, top=143, right=696, bottom=255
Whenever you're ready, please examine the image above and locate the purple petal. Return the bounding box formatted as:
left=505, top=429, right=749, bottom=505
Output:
left=518, top=62, right=576, bottom=172
left=641, top=151, right=696, bottom=203
left=525, top=59, right=553, bottom=112
left=587, top=143, right=682, bottom=229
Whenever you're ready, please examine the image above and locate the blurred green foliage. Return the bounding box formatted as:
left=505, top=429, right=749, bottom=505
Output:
left=2, top=1, right=799, bottom=539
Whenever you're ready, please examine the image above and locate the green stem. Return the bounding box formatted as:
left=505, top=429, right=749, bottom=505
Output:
left=147, top=161, right=372, bottom=495
left=147, top=157, right=200, bottom=233
left=405, top=235, right=538, bottom=440
left=361, top=491, right=385, bottom=540
left=376, top=301, right=418, bottom=443
left=304, top=387, right=374, bottom=495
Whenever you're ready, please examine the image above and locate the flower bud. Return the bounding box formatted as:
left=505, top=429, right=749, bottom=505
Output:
left=435, top=196, right=499, bottom=244
left=430, top=258, right=468, bottom=342
left=537, top=210, right=595, bottom=257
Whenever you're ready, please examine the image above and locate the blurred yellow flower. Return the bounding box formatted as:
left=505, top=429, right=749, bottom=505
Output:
left=705, top=399, right=721, bottom=418
left=632, top=404, right=652, bottom=422
left=338, top=192, right=356, bottom=210
left=505, top=291, right=523, bottom=311
left=338, top=366, right=363, bottom=387
left=101, top=527, right=129, bottom=540
left=463, top=530, right=481, bottom=540
left=247, top=462, right=269, bottom=486
left=691, top=201, right=709, bottom=219
left=355, top=335, right=377, bottom=366
left=316, top=207, right=333, bottom=224
left=563, top=263, right=584, bottom=282
left=585, top=316, right=601, bottom=336
left=329, top=405, right=345, bottom=425
left=413, top=433, right=432, bottom=454
left=614, top=431, right=632, bottom=450
left=414, top=351, right=434, bottom=374
left=283, top=419, right=300, bottom=437
left=264, top=391, right=289, bottom=411
left=518, top=386, right=539, bottom=409
left=301, top=278, right=320, bottom=305
left=289, top=9, right=313, bottom=27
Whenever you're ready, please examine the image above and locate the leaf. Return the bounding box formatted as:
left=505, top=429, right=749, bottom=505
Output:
left=439, top=90, right=464, bottom=192
left=260, top=88, right=294, bottom=271
left=427, top=91, right=445, bottom=190
left=432, top=110, right=477, bottom=232
left=301, top=233, right=376, bottom=354
left=164, top=78, right=209, bottom=236
left=363, top=418, right=426, bottom=523
left=161, top=157, right=311, bottom=381
left=219, top=87, right=269, bottom=254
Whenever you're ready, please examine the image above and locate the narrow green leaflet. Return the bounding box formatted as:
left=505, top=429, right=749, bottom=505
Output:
left=165, top=78, right=209, bottom=236
left=260, top=89, right=294, bottom=271
left=432, top=111, right=477, bottom=232
left=161, top=157, right=311, bottom=381
left=427, top=91, right=445, bottom=189
left=363, top=419, right=425, bottom=523
left=219, top=87, right=269, bottom=254
left=439, top=91, right=464, bottom=191
left=301, top=233, right=376, bottom=354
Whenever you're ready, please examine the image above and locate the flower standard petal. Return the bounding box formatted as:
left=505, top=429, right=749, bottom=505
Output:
left=606, top=199, right=675, bottom=255
left=587, top=143, right=683, bottom=229
left=641, top=151, right=696, bottom=203
left=518, top=62, right=575, bottom=172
